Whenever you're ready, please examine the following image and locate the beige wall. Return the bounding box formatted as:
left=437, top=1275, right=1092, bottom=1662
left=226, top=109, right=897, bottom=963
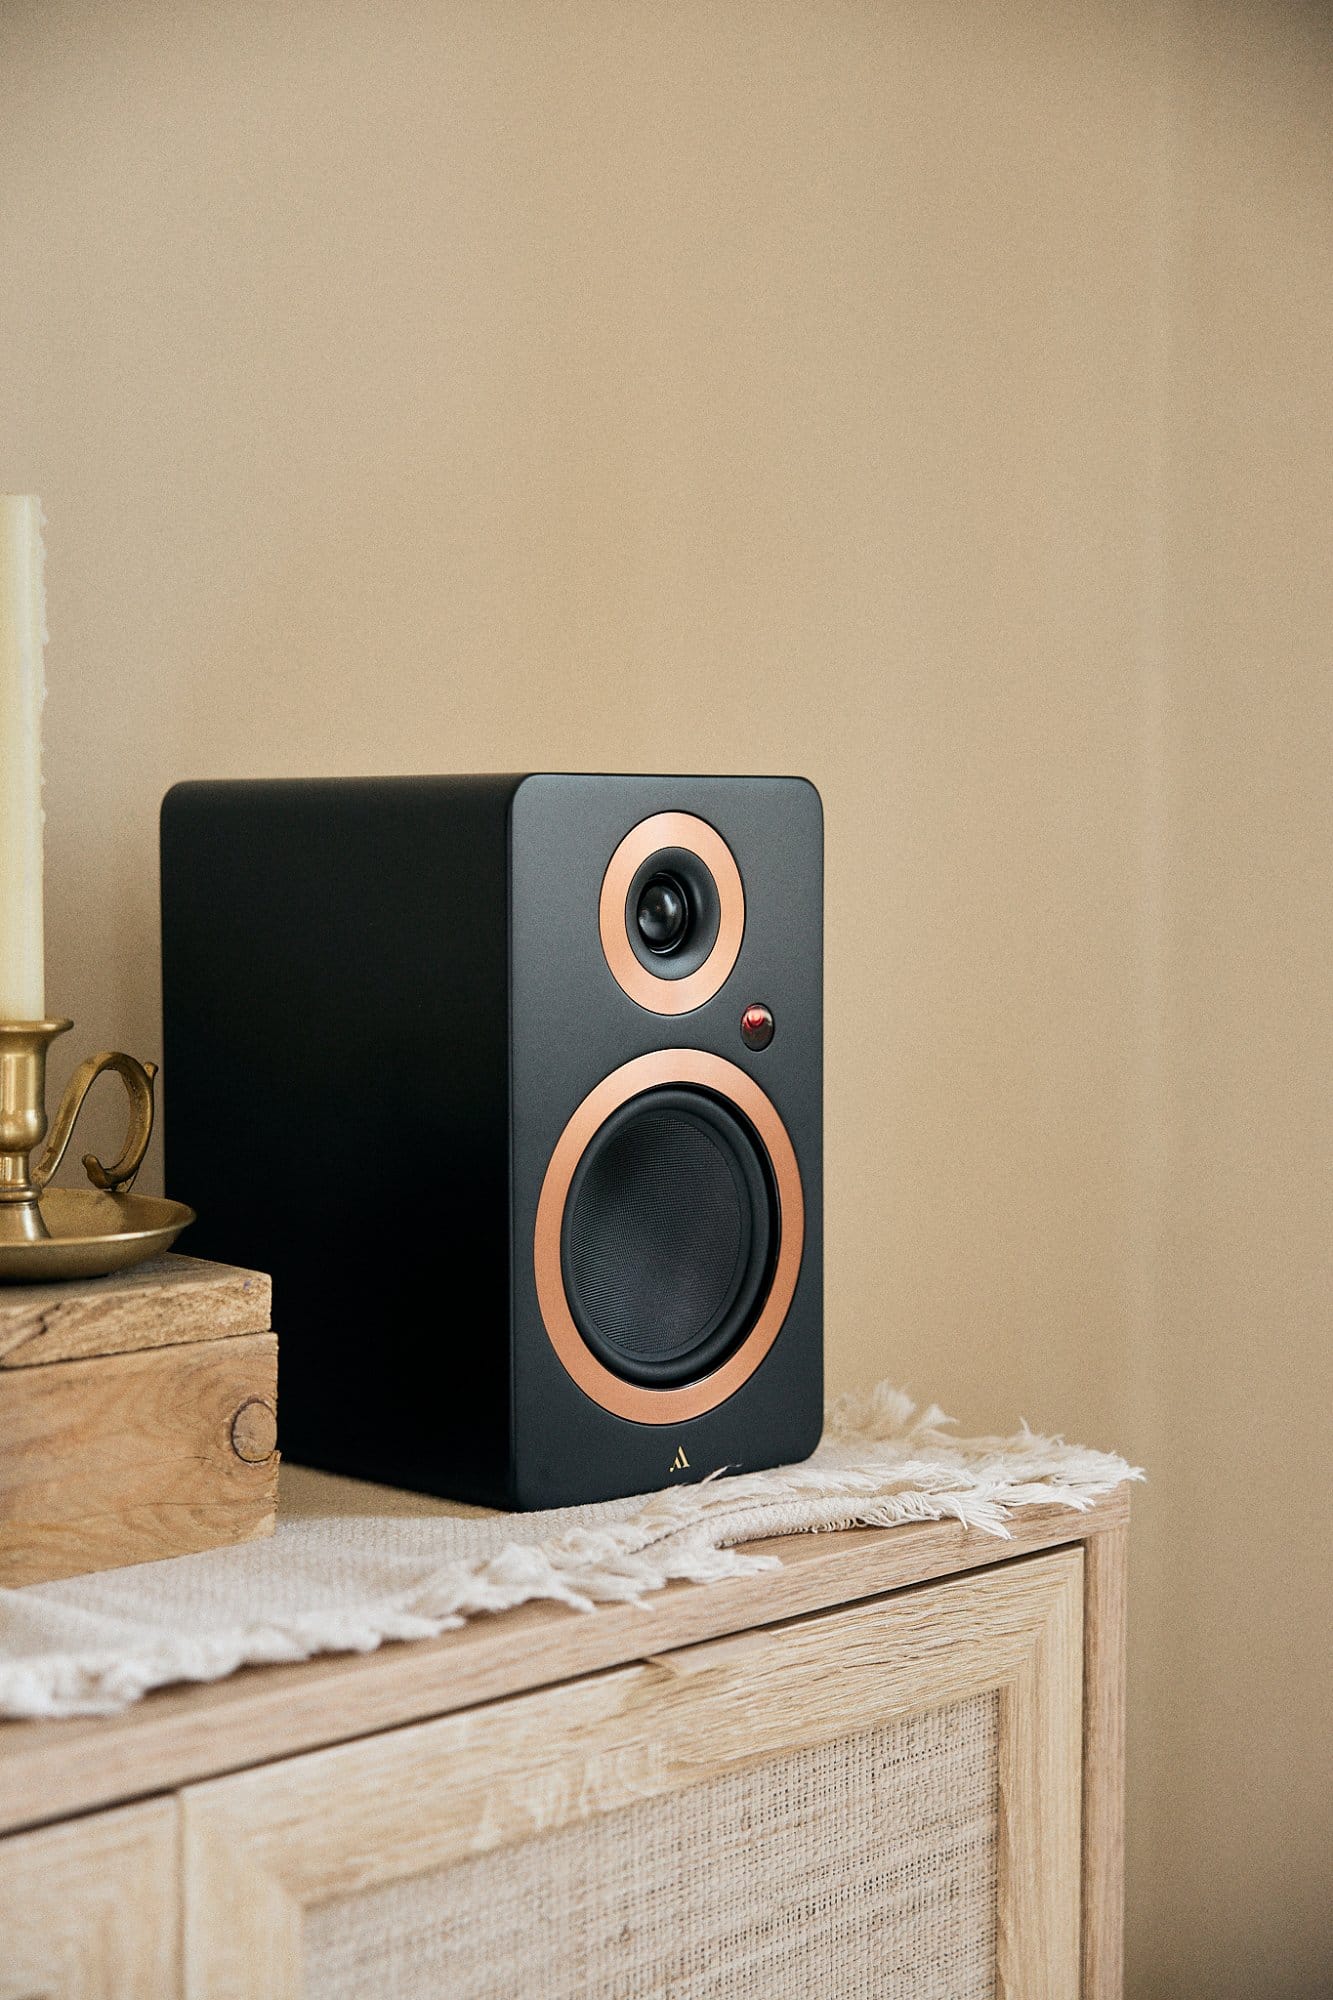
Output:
left=2, top=3, right=1328, bottom=1991
left=1147, top=11, right=1332, bottom=1992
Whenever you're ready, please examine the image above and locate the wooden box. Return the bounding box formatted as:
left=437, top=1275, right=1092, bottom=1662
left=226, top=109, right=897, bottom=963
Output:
left=0, top=1485, right=1128, bottom=1997
left=0, top=1254, right=277, bottom=1587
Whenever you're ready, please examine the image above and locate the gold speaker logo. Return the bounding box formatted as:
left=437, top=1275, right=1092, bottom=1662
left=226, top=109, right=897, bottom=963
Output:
left=669, top=1445, right=690, bottom=1472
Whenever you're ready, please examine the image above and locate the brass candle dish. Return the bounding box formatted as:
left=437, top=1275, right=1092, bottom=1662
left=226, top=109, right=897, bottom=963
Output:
left=0, top=1019, right=194, bottom=1282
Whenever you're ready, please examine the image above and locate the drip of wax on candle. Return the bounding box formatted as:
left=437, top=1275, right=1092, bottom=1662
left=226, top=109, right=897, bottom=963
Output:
left=0, top=496, right=47, bottom=1020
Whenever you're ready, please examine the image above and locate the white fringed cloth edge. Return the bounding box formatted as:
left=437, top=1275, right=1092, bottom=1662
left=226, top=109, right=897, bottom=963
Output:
left=0, top=1384, right=1142, bottom=1719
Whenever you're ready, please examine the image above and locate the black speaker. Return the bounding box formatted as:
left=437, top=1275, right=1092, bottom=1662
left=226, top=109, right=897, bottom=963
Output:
left=160, top=774, right=822, bottom=1508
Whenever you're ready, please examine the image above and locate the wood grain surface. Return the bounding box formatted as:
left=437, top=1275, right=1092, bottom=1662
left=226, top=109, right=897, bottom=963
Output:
left=1081, top=1520, right=1130, bottom=1999
left=0, top=1487, right=1127, bottom=1839
left=0, top=1797, right=179, bottom=2000
left=0, top=1329, right=278, bottom=1587
left=182, top=1553, right=1083, bottom=2000
left=0, top=1253, right=271, bottom=1368
left=994, top=1546, right=1083, bottom=1996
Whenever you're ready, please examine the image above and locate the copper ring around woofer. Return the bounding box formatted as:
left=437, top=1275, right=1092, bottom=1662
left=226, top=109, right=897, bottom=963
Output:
left=534, top=1050, right=804, bottom=1424
left=599, top=812, right=745, bottom=1014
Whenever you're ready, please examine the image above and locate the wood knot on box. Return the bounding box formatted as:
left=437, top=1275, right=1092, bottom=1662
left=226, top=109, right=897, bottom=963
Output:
left=230, top=1397, right=278, bottom=1464
left=0, top=1253, right=277, bottom=1585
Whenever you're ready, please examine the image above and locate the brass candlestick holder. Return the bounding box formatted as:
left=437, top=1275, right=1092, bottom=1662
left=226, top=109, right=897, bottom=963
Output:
left=0, top=1019, right=194, bottom=1282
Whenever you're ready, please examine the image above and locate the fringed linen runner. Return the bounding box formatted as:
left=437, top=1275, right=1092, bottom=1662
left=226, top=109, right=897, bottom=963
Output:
left=0, top=1384, right=1140, bottom=1719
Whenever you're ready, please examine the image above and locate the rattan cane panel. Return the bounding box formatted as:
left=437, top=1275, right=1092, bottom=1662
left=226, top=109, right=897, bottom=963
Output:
left=305, top=1694, right=999, bottom=2000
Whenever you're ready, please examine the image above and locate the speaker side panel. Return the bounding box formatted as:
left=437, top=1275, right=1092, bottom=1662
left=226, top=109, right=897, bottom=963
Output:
left=508, top=773, right=823, bottom=1508
left=161, top=775, right=517, bottom=1505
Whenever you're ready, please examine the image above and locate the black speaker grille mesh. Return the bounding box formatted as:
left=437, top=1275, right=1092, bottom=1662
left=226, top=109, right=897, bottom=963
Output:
left=562, top=1089, right=776, bottom=1383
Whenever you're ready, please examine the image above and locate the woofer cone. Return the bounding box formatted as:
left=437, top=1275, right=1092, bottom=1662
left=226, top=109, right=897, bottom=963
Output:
left=560, top=1086, right=778, bottom=1388
left=534, top=1050, right=806, bottom=1425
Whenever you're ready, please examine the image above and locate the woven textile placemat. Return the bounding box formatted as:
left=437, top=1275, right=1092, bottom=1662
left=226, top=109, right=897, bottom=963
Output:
left=0, top=1384, right=1140, bottom=1720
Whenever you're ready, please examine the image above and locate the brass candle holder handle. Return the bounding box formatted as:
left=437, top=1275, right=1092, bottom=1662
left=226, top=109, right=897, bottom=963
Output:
left=35, top=1046, right=159, bottom=1195
left=0, top=1019, right=193, bottom=1282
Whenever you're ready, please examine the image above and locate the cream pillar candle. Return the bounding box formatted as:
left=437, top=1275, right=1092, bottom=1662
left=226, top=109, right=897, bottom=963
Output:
left=0, top=497, right=47, bottom=1020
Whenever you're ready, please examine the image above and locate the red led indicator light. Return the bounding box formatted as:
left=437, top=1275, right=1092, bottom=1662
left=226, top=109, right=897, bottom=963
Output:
left=740, top=1003, right=775, bottom=1051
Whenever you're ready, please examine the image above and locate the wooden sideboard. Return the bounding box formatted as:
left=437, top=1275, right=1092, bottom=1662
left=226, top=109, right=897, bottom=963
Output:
left=0, top=1489, right=1128, bottom=1999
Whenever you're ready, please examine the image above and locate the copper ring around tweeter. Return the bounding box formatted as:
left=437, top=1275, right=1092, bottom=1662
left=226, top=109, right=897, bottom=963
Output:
left=534, top=1049, right=804, bottom=1424
left=599, top=812, right=745, bottom=1014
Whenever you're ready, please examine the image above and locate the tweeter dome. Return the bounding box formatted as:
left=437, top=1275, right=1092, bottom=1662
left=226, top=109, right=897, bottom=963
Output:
left=161, top=774, right=822, bottom=1508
